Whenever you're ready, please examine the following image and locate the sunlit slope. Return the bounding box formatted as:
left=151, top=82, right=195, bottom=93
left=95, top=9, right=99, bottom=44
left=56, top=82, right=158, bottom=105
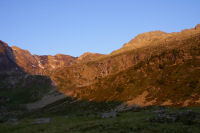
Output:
left=53, top=25, right=200, bottom=106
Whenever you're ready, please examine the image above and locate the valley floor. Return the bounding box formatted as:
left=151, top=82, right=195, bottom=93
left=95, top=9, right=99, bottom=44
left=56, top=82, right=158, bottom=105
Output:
left=1, top=106, right=200, bottom=133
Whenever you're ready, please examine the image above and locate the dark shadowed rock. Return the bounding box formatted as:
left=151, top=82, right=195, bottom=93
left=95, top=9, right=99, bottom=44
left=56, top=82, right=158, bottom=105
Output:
left=7, top=118, right=19, bottom=125
left=101, top=111, right=117, bottom=118
left=150, top=110, right=197, bottom=124
left=0, top=40, right=20, bottom=71
left=32, top=118, right=51, bottom=124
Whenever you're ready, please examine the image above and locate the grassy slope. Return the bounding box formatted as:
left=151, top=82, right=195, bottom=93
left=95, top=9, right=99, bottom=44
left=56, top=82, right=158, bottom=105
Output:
left=72, top=34, right=200, bottom=106
left=0, top=72, right=52, bottom=108
left=1, top=31, right=200, bottom=133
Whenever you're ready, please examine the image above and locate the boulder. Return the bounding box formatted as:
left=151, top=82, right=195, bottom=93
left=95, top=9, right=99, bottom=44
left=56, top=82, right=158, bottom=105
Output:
left=32, top=118, right=51, bottom=124
left=101, top=111, right=117, bottom=118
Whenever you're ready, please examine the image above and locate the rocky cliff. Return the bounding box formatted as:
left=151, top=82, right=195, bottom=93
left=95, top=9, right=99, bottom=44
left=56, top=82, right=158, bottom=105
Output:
left=11, top=46, right=77, bottom=75
left=0, top=41, right=20, bottom=71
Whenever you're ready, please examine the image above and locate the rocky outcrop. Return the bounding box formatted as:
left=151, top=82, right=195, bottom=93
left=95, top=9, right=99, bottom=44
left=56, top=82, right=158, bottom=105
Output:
left=0, top=41, right=20, bottom=71
left=11, top=46, right=76, bottom=75
left=12, top=46, right=39, bottom=74
left=33, top=54, right=76, bottom=75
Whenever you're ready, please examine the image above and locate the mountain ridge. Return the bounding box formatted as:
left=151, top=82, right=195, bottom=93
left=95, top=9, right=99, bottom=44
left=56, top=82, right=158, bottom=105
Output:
left=51, top=24, right=200, bottom=107
left=1, top=24, right=200, bottom=107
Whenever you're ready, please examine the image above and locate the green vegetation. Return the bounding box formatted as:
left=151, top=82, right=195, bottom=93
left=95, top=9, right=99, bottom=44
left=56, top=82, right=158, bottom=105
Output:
left=1, top=105, right=200, bottom=133
left=33, top=97, right=121, bottom=117
left=1, top=25, right=200, bottom=133
left=69, top=35, right=200, bottom=106
left=0, top=72, right=52, bottom=108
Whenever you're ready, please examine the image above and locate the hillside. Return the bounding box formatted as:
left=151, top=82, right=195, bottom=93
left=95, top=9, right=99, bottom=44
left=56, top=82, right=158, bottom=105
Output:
left=0, top=41, right=54, bottom=121
left=74, top=35, right=200, bottom=106
left=1, top=24, right=200, bottom=133
left=1, top=24, right=200, bottom=110
left=52, top=24, right=200, bottom=107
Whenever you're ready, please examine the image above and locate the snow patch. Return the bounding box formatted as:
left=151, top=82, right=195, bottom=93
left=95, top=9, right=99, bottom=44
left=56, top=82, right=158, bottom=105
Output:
left=38, top=61, right=44, bottom=69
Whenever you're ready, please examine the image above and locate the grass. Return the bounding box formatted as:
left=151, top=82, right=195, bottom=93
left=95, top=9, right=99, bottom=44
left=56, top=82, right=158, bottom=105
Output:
left=0, top=72, right=53, bottom=117
left=1, top=106, right=200, bottom=133
left=0, top=75, right=52, bottom=106
left=1, top=27, right=200, bottom=133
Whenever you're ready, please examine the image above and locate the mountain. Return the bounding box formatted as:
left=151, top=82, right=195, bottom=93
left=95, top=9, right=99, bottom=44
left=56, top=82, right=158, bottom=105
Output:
left=1, top=24, right=200, bottom=108
left=52, top=24, right=200, bottom=106
left=11, top=46, right=76, bottom=75
left=10, top=46, right=104, bottom=75
left=0, top=41, right=53, bottom=113
left=112, top=24, right=200, bottom=55
left=111, top=31, right=169, bottom=55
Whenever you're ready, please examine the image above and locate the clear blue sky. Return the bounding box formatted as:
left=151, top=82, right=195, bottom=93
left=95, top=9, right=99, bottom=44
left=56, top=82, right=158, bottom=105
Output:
left=0, top=0, right=200, bottom=57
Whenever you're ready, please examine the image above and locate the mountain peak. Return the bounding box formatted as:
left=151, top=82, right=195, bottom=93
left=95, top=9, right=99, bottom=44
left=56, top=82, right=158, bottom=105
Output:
left=126, top=30, right=168, bottom=47
left=77, top=52, right=104, bottom=62
left=79, top=52, right=95, bottom=57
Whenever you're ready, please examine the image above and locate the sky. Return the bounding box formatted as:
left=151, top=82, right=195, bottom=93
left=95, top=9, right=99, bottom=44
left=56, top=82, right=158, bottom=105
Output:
left=0, top=0, right=200, bottom=57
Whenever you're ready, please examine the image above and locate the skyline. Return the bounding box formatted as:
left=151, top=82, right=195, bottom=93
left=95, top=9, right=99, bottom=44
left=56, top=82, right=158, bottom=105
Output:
left=0, top=0, right=200, bottom=57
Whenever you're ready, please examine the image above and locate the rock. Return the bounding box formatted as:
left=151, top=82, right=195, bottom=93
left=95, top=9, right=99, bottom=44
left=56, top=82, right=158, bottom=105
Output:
left=149, top=110, right=197, bottom=124
left=32, top=118, right=51, bottom=124
left=101, top=111, right=117, bottom=118
left=64, top=115, right=69, bottom=118
left=177, top=110, right=196, bottom=125
left=152, top=109, right=168, bottom=114
left=149, top=113, right=177, bottom=123
left=12, top=46, right=76, bottom=75
left=0, top=40, right=20, bottom=71
left=7, top=118, right=19, bottom=125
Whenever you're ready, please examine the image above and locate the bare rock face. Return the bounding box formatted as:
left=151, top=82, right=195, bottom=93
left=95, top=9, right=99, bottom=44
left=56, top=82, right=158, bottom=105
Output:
left=11, top=46, right=76, bottom=75
left=12, top=46, right=39, bottom=74
left=33, top=54, right=76, bottom=75
left=0, top=40, right=19, bottom=71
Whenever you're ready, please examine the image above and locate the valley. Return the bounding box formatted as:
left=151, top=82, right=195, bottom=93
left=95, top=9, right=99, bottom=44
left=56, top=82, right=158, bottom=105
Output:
left=0, top=24, right=200, bottom=133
